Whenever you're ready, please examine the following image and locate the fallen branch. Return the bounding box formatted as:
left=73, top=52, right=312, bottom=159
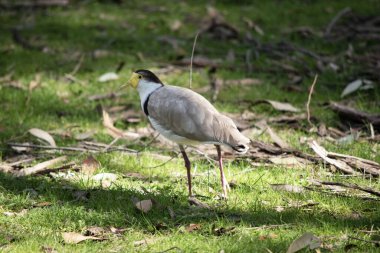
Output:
left=14, top=156, right=67, bottom=177
left=314, top=180, right=380, bottom=198
left=330, top=102, right=380, bottom=129
left=325, top=7, right=352, bottom=36
left=308, top=140, right=357, bottom=174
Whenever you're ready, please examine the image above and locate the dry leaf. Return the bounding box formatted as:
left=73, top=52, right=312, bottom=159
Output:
left=74, top=131, right=95, bottom=140
left=188, top=197, right=211, bottom=209
left=85, top=226, right=105, bottom=236
left=98, top=72, right=119, bottom=82
left=62, top=232, right=102, bottom=244
left=3, top=209, right=28, bottom=217
left=341, top=79, right=374, bottom=98
left=252, top=100, right=300, bottom=112
left=267, top=127, right=290, bottom=149
left=81, top=156, right=100, bottom=175
left=41, top=246, right=58, bottom=253
left=134, top=238, right=157, bottom=247
left=269, top=156, right=302, bottom=166
left=170, top=19, right=182, bottom=31
left=92, top=173, right=117, bottom=181
left=124, top=172, right=147, bottom=180
left=28, top=128, right=56, bottom=147
left=225, top=78, right=262, bottom=86
left=186, top=223, right=201, bottom=232
left=271, top=184, right=304, bottom=193
left=213, top=226, right=235, bottom=236
left=29, top=73, right=41, bottom=91
left=135, top=199, right=153, bottom=213
left=287, top=232, right=321, bottom=253
left=102, top=110, right=140, bottom=139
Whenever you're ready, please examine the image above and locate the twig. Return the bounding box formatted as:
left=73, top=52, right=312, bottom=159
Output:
left=143, top=155, right=177, bottom=169
left=316, top=181, right=380, bottom=197
left=325, top=7, right=351, bottom=36
left=348, top=236, right=380, bottom=245
left=306, top=74, right=318, bottom=126
left=69, top=53, right=85, bottom=76
left=242, top=224, right=293, bottom=230
left=102, top=137, right=121, bottom=152
left=14, top=156, right=67, bottom=177
left=189, top=31, right=200, bottom=89
left=8, top=142, right=138, bottom=154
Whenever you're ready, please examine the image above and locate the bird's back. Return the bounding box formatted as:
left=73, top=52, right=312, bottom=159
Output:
left=147, top=85, right=250, bottom=152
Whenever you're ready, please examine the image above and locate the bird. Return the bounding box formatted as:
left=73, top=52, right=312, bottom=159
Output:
left=126, top=69, right=250, bottom=198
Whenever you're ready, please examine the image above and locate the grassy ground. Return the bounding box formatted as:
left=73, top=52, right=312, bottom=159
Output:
left=1, top=1, right=380, bottom=252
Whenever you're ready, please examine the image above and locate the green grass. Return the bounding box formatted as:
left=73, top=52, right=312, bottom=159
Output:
left=1, top=0, right=380, bottom=252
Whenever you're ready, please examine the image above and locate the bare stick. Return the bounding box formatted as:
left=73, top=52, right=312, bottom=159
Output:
left=348, top=236, right=380, bottom=245
left=70, top=53, right=85, bottom=76
left=15, top=156, right=67, bottom=177
left=306, top=74, right=318, bottom=126
left=189, top=31, right=200, bottom=89
left=316, top=181, right=380, bottom=197
left=325, top=7, right=351, bottom=36
left=8, top=143, right=138, bottom=154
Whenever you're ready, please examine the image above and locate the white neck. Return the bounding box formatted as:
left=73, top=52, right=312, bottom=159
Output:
left=136, top=79, right=162, bottom=109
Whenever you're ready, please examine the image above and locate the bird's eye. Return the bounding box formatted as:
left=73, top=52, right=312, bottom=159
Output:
left=138, top=75, right=142, bottom=79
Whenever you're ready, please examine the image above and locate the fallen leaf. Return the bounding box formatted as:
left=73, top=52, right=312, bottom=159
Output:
left=167, top=206, right=176, bottom=219
left=124, top=172, right=147, bottom=180
left=3, top=209, right=28, bottom=217
left=62, top=232, right=102, bottom=244
left=28, top=128, right=56, bottom=147
left=135, top=199, right=153, bottom=213
left=269, top=156, right=302, bottom=166
left=186, top=223, right=201, bottom=232
left=92, top=173, right=117, bottom=181
left=213, top=226, right=235, bottom=236
left=74, top=131, right=95, bottom=140
left=225, top=78, right=262, bottom=86
left=134, top=238, right=157, bottom=247
left=341, top=79, right=374, bottom=98
left=287, top=232, right=321, bottom=253
left=41, top=246, right=58, bottom=253
left=29, top=73, right=41, bottom=91
left=170, top=19, right=182, bottom=31
left=98, top=72, right=119, bottom=82
left=188, top=197, right=211, bottom=209
left=81, top=156, right=100, bottom=175
left=267, top=127, right=290, bottom=149
left=109, top=227, right=128, bottom=234
left=102, top=109, right=140, bottom=139
left=85, top=226, right=105, bottom=237
left=252, top=100, right=300, bottom=112
left=72, top=190, right=89, bottom=201
left=271, top=184, right=304, bottom=193
left=33, top=201, right=52, bottom=208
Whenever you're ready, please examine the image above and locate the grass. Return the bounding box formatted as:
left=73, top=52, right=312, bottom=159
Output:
left=1, top=0, right=380, bottom=252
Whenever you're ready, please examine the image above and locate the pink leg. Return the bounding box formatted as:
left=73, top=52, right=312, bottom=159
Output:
left=215, top=145, right=229, bottom=198
left=179, top=145, right=192, bottom=197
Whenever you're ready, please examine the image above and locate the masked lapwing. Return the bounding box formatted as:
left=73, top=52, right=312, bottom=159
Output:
left=126, top=69, right=250, bottom=198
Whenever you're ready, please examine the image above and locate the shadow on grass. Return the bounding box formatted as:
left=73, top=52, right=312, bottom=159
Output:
left=1, top=171, right=379, bottom=233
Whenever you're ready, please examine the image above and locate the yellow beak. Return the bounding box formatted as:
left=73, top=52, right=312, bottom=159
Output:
left=124, top=72, right=140, bottom=89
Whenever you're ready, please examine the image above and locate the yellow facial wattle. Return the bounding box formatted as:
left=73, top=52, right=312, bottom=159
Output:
left=127, top=72, right=140, bottom=89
